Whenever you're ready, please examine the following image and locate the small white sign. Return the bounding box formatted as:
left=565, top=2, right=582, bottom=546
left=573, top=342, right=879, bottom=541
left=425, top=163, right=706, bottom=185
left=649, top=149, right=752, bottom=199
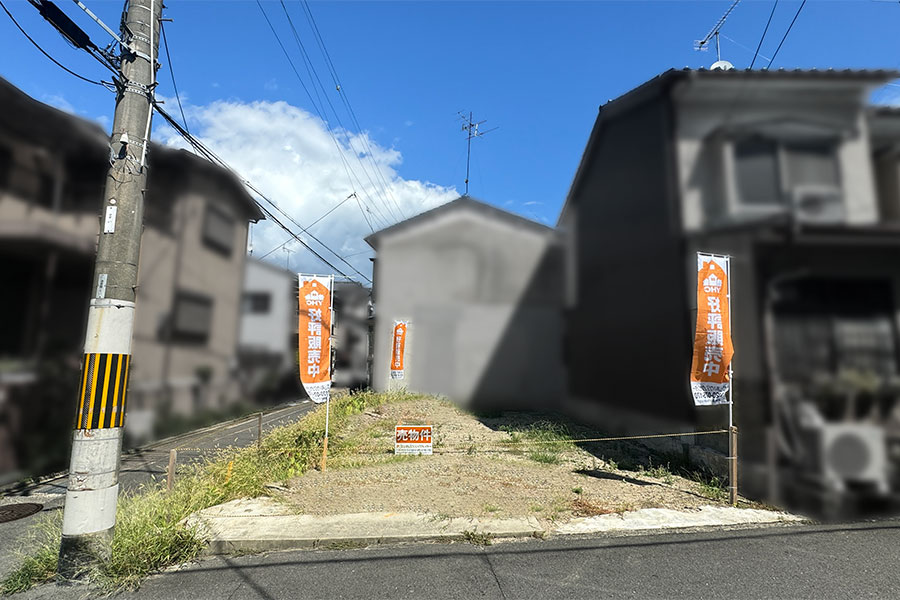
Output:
left=96, top=273, right=108, bottom=299
left=103, top=205, right=117, bottom=233
left=395, top=425, right=433, bottom=455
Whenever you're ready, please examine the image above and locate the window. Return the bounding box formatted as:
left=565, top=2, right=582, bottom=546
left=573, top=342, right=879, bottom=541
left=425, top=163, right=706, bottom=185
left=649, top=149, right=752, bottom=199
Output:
left=243, top=292, right=271, bottom=314
left=171, top=292, right=213, bottom=343
left=733, top=136, right=840, bottom=208
left=735, top=138, right=780, bottom=206
left=202, top=204, right=235, bottom=256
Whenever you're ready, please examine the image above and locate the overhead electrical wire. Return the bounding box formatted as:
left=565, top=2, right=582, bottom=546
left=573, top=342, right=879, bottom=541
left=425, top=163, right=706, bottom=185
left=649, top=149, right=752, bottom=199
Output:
left=766, top=0, right=807, bottom=70
left=153, top=102, right=372, bottom=283
left=159, top=20, right=190, bottom=135
left=750, top=0, right=778, bottom=70
left=0, top=0, right=111, bottom=88
left=258, top=192, right=357, bottom=260
left=299, top=0, right=409, bottom=221
left=255, top=0, right=393, bottom=230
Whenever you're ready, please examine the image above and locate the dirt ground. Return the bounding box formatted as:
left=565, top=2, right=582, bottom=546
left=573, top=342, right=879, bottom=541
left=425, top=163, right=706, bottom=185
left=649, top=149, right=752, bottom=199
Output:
left=282, top=397, right=729, bottom=521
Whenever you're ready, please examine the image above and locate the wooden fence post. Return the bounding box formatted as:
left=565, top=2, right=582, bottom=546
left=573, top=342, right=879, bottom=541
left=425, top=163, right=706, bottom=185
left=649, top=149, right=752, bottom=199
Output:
left=167, top=449, right=177, bottom=492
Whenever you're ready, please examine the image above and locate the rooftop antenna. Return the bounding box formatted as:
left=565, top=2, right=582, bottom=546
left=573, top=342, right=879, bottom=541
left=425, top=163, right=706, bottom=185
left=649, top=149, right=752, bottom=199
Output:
left=458, top=111, right=497, bottom=196
left=694, top=0, right=742, bottom=62
left=283, top=246, right=294, bottom=271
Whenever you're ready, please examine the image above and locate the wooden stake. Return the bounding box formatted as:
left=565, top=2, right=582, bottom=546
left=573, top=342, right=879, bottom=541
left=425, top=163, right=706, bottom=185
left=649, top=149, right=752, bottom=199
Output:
left=166, top=449, right=177, bottom=492
left=321, top=436, right=328, bottom=472
left=729, top=426, right=738, bottom=506
left=257, top=412, right=263, bottom=452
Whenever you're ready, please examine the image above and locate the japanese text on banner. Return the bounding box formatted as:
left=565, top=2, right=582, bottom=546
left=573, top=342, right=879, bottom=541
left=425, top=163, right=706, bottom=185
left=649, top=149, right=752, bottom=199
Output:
left=690, top=254, right=734, bottom=406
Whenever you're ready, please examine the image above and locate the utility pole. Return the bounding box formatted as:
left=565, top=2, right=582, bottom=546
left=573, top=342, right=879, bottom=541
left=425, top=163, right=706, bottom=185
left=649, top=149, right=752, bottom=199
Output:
left=58, top=0, right=162, bottom=576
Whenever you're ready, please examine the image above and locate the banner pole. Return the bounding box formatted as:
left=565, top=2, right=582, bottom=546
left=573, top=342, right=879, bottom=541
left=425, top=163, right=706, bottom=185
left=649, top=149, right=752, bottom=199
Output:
left=726, top=254, right=737, bottom=505
left=320, top=274, right=335, bottom=472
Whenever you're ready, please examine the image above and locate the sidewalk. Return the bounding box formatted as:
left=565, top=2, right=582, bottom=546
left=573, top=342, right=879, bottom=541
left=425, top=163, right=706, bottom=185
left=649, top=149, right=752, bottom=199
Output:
left=185, top=497, right=806, bottom=555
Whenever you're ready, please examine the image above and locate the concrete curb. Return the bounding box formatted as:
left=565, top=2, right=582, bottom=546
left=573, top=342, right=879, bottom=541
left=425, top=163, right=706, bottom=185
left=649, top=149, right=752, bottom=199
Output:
left=186, top=497, right=805, bottom=556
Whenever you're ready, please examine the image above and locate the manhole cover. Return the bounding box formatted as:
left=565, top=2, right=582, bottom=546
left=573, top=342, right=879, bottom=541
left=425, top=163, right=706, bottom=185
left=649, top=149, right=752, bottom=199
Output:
left=0, top=503, right=43, bottom=523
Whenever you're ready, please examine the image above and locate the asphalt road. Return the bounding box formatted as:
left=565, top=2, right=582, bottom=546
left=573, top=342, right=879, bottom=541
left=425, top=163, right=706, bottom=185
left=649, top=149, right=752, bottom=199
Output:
left=0, top=401, right=315, bottom=579
left=17, top=519, right=900, bottom=600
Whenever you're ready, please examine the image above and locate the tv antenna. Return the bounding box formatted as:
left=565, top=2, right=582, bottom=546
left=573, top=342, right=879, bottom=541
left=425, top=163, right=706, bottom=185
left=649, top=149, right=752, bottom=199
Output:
left=459, top=111, right=497, bottom=196
left=694, top=0, right=742, bottom=61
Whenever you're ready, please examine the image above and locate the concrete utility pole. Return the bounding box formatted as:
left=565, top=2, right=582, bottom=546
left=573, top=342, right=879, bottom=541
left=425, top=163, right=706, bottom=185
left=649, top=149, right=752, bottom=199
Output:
left=58, top=0, right=162, bottom=576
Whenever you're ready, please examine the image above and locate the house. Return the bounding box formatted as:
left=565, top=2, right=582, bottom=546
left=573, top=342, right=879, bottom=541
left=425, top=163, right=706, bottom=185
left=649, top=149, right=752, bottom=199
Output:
left=365, top=196, right=564, bottom=411
left=332, top=279, right=372, bottom=390
left=238, top=257, right=298, bottom=401
left=559, top=67, right=900, bottom=507
left=0, top=78, right=263, bottom=481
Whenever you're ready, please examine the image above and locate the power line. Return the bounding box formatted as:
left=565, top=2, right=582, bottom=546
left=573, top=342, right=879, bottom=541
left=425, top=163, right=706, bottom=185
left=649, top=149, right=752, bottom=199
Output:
left=255, top=0, right=393, bottom=229
left=0, top=0, right=111, bottom=88
left=298, top=0, right=409, bottom=221
left=750, top=0, right=778, bottom=70
left=258, top=192, right=356, bottom=259
left=159, top=20, right=190, bottom=136
left=278, top=0, right=401, bottom=224
left=766, top=0, right=807, bottom=70
left=153, top=103, right=372, bottom=283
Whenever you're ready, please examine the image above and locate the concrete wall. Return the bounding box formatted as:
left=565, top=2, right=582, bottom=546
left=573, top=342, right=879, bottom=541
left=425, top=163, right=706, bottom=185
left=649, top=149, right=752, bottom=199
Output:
left=371, top=206, right=565, bottom=411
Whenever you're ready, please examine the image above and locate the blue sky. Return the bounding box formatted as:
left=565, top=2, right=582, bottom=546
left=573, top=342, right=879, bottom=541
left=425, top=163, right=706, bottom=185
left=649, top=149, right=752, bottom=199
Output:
left=3, top=0, right=900, bottom=275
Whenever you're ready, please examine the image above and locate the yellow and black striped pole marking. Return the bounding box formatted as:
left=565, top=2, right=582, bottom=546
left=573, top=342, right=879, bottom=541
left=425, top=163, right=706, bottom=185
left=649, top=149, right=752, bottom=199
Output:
left=76, top=353, right=130, bottom=430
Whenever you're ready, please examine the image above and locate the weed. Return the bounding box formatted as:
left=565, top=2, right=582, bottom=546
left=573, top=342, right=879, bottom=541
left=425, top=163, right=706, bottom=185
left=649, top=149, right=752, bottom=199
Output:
left=571, top=487, right=583, bottom=495
left=529, top=505, right=544, bottom=513
left=461, top=530, right=493, bottom=546
left=696, top=475, right=729, bottom=502
left=528, top=451, right=561, bottom=465
left=571, top=498, right=617, bottom=517
left=483, top=504, right=500, bottom=513
left=644, top=460, right=675, bottom=484
left=605, top=457, right=618, bottom=471
left=3, top=390, right=420, bottom=593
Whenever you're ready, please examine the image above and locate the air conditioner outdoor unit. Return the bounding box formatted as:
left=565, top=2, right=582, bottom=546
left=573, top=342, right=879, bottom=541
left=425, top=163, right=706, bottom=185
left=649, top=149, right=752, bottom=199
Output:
left=791, top=185, right=845, bottom=224
left=798, top=422, right=889, bottom=494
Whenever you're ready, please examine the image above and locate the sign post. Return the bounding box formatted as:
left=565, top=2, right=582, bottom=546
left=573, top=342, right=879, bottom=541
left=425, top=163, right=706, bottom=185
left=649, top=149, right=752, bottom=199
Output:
left=690, top=253, right=737, bottom=504
left=298, top=273, right=334, bottom=470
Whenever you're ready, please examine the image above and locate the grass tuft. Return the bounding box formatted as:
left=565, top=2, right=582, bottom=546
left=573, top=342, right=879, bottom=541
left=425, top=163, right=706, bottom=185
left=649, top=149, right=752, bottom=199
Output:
left=3, top=390, right=418, bottom=594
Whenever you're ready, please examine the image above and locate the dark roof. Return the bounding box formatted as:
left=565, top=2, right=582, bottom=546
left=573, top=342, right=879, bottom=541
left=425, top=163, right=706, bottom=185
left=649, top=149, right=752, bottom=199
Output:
left=559, top=67, right=900, bottom=226
left=365, top=195, right=553, bottom=249
left=0, top=76, right=263, bottom=222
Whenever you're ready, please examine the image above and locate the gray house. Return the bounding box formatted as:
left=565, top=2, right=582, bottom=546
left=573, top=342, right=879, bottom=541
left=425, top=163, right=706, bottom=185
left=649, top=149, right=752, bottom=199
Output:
left=0, top=78, right=263, bottom=480
left=559, top=67, right=900, bottom=508
left=366, top=196, right=564, bottom=411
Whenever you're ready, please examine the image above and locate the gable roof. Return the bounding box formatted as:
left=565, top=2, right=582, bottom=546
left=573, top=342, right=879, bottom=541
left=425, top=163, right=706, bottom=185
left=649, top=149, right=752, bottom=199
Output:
left=558, top=67, right=900, bottom=226
left=0, top=76, right=263, bottom=222
left=364, top=195, right=553, bottom=249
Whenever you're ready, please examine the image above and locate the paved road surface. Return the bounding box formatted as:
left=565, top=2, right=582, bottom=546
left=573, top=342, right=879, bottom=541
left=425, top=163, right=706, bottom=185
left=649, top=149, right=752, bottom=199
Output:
left=18, top=519, right=900, bottom=599
left=0, top=402, right=315, bottom=578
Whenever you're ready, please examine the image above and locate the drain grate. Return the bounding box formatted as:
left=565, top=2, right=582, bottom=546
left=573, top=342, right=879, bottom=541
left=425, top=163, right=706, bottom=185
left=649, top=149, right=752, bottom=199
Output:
left=0, top=502, right=43, bottom=523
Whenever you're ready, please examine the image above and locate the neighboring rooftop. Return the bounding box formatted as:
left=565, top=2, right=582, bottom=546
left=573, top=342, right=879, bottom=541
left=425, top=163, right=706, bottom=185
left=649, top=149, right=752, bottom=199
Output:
left=365, top=195, right=553, bottom=249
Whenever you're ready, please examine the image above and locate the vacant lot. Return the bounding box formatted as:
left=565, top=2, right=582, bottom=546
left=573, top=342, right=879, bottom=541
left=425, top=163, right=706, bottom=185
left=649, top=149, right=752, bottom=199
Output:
left=283, top=396, right=729, bottom=521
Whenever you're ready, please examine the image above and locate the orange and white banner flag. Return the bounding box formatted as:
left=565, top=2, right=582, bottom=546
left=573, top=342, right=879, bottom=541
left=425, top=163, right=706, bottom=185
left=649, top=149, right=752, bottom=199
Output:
left=298, top=274, right=333, bottom=404
left=690, top=254, right=734, bottom=406
left=390, top=321, right=408, bottom=380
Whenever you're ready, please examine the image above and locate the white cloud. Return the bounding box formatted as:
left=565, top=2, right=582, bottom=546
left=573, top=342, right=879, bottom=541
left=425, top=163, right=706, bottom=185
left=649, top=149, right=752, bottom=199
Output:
left=42, top=93, right=76, bottom=114
left=155, top=99, right=458, bottom=281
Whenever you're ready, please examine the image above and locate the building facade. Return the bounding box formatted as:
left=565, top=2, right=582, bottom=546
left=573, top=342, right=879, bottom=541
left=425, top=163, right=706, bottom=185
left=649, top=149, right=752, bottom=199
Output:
left=0, top=78, right=262, bottom=480
left=366, top=196, right=565, bottom=411
left=560, top=68, right=900, bottom=508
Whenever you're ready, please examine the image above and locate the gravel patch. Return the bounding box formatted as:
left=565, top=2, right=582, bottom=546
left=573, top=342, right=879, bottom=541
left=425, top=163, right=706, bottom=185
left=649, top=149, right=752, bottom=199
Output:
left=282, top=398, right=728, bottom=522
